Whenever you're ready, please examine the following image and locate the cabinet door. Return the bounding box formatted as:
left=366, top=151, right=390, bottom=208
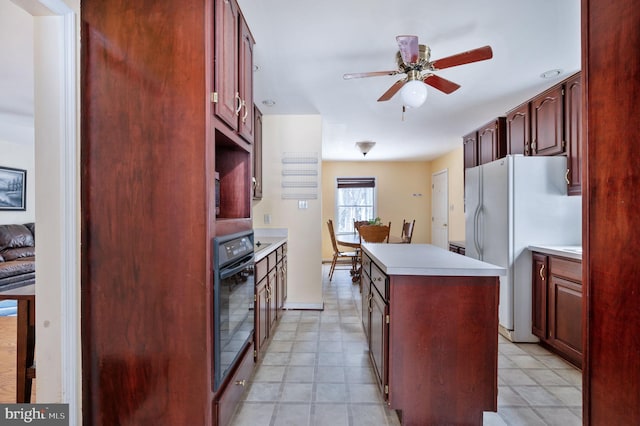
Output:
left=531, top=85, right=564, bottom=156
left=268, top=268, right=278, bottom=332
left=506, top=103, right=530, bottom=155
left=532, top=253, right=548, bottom=339
left=255, top=279, right=268, bottom=361
left=478, top=118, right=506, bottom=165
left=277, top=256, right=287, bottom=314
left=361, top=277, right=371, bottom=340
left=237, top=16, right=255, bottom=143
left=252, top=106, right=263, bottom=199
left=463, top=131, right=478, bottom=169
left=370, top=287, right=388, bottom=400
left=214, top=0, right=239, bottom=130
left=565, top=73, right=582, bottom=195
left=548, top=275, right=583, bottom=367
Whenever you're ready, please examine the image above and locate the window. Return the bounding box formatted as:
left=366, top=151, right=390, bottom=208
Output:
left=335, top=177, right=376, bottom=234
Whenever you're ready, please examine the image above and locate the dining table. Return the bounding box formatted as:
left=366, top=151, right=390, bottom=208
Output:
left=336, top=233, right=404, bottom=283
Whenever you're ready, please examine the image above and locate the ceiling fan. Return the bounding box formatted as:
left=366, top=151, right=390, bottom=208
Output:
left=343, top=35, right=493, bottom=107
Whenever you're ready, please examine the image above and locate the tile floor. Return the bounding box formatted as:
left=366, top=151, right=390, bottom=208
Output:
left=230, top=265, right=583, bottom=425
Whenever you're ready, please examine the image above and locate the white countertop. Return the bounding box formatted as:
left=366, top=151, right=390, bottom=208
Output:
left=253, top=228, right=288, bottom=261
left=528, top=244, right=582, bottom=261
left=362, top=243, right=506, bottom=277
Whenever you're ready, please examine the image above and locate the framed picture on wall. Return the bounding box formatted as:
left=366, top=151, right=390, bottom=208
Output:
left=0, top=166, right=27, bottom=211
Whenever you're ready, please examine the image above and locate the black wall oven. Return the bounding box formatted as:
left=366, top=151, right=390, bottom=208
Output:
left=213, top=230, right=254, bottom=391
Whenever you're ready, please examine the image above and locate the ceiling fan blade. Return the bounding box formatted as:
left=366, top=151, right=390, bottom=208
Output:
left=396, top=35, right=419, bottom=64
left=430, top=45, right=493, bottom=70
left=423, top=74, right=461, bottom=94
left=343, top=70, right=399, bottom=80
left=377, top=79, right=407, bottom=102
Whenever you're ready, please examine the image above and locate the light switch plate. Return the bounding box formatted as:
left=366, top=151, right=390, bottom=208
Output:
left=298, top=200, right=308, bottom=209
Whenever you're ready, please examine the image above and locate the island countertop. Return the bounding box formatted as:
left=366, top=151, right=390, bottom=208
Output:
left=362, top=243, right=505, bottom=277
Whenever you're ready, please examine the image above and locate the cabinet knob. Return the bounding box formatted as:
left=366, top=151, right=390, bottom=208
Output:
left=539, top=264, right=545, bottom=281
left=565, top=169, right=571, bottom=185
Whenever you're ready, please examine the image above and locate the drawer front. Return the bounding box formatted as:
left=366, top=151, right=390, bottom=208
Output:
left=215, top=342, right=254, bottom=426
left=268, top=251, right=277, bottom=271
left=550, top=256, right=582, bottom=282
left=255, top=257, right=268, bottom=283
left=361, top=253, right=372, bottom=279
left=371, top=262, right=388, bottom=300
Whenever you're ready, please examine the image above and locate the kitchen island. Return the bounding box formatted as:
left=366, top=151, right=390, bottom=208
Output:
left=360, top=243, right=505, bottom=426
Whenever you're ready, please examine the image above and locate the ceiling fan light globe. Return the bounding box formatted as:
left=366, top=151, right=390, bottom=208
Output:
left=401, top=80, right=428, bottom=108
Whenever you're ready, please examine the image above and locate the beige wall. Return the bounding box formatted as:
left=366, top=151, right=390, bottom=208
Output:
left=321, top=161, right=432, bottom=260
left=321, top=147, right=466, bottom=260
left=430, top=146, right=465, bottom=242
left=252, top=115, right=324, bottom=307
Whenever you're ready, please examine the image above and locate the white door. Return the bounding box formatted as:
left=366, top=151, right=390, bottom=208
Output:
left=431, top=169, right=449, bottom=249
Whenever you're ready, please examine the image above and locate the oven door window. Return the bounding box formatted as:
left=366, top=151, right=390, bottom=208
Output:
left=215, top=261, right=254, bottom=390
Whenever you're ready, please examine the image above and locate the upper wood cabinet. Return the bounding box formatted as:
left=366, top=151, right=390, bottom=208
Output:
left=506, top=102, right=530, bottom=155
left=252, top=105, right=263, bottom=200
left=463, top=131, right=478, bottom=170
left=478, top=117, right=507, bottom=165
left=214, top=0, right=255, bottom=144
left=214, top=0, right=239, bottom=129
left=531, top=85, right=564, bottom=156
left=564, top=73, right=582, bottom=195
left=463, top=118, right=506, bottom=171
left=238, top=16, right=255, bottom=142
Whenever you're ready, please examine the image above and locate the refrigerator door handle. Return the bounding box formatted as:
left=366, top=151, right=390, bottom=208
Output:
left=473, top=204, right=482, bottom=258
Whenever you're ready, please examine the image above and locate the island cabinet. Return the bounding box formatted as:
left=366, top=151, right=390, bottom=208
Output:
left=531, top=251, right=583, bottom=368
left=360, top=245, right=503, bottom=425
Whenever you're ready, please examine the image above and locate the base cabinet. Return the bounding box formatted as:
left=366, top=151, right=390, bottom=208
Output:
left=254, top=241, right=287, bottom=362
left=214, top=342, right=254, bottom=426
left=532, top=252, right=582, bottom=368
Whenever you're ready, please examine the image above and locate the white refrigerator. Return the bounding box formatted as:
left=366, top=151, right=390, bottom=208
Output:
left=465, top=155, right=581, bottom=342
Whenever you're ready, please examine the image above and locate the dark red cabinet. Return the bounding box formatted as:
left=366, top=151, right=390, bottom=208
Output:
left=531, top=85, right=565, bottom=156
left=506, top=102, right=530, bottom=155
left=531, top=252, right=582, bottom=368
left=564, top=73, right=582, bottom=195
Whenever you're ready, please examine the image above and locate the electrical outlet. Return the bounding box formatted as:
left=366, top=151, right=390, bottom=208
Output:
left=264, top=214, right=271, bottom=224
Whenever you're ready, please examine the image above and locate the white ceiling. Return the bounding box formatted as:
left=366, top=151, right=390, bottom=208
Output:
left=0, top=1, right=581, bottom=160
left=237, top=0, right=581, bottom=161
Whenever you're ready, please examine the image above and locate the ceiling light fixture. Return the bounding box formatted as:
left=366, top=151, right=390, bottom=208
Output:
left=356, top=141, right=376, bottom=156
left=400, top=71, right=428, bottom=108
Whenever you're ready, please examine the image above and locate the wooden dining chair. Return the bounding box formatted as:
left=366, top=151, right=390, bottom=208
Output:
left=401, top=219, right=416, bottom=243
left=358, top=223, right=391, bottom=243
left=327, top=219, right=358, bottom=281
left=353, top=220, right=369, bottom=234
